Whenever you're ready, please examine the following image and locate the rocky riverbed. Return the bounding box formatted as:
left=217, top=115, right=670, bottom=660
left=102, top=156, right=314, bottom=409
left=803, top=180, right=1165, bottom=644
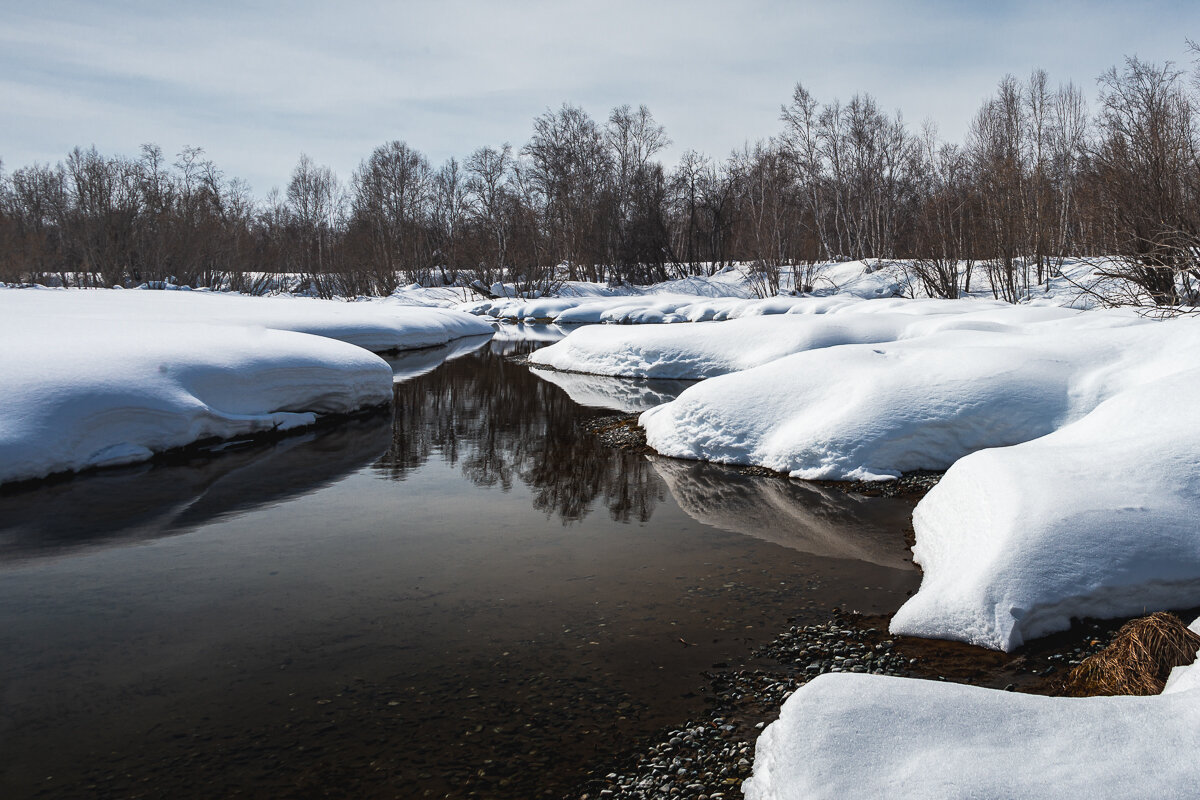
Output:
left=573, top=609, right=1121, bottom=799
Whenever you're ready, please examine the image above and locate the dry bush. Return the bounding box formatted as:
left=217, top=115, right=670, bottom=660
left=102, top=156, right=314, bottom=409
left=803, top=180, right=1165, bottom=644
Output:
left=1064, top=612, right=1200, bottom=696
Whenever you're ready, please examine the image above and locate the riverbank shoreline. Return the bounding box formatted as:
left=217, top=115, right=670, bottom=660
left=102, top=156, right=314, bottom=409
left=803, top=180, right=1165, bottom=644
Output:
left=571, top=606, right=1172, bottom=799
left=574, top=413, right=1194, bottom=799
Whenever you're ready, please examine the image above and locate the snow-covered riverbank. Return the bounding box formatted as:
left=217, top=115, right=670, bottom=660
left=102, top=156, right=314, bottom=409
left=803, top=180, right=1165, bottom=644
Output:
left=744, top=617, right=1200, bottom=800
left=0, top=288, right=493, bottom=485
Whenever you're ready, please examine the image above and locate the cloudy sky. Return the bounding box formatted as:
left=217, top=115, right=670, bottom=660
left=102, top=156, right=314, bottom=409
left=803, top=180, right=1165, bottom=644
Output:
left=3, top=0, right=1197, bottom=195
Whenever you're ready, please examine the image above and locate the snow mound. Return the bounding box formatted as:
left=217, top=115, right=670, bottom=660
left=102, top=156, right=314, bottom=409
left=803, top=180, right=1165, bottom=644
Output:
left=743, top=672, right=1200, bottom=800
left=640, top=312, right=1180, bottom=480
left=1, top=288, right=494, bottom=352
left=891, top=368, right=1200, bottom=651
left=0, top=315, right=394, bottom=485
left=530, top=299, right=1084, bottom=379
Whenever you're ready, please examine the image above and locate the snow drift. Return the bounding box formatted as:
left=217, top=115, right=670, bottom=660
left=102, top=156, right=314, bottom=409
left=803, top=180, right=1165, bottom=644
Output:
left=639, top=312, right=1182, bottom=480
left=0, top=288, right=497, bottom=485
left=742, top=671, right=1200, bottom=800
left=0, top=316, right=394, bottom=485
left=890, top=368, right=1200, bottom=651
left=530, top=299, right=1085, bottom=379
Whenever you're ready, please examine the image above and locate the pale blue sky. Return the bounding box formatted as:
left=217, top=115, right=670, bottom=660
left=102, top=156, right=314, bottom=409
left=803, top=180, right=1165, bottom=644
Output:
left=2, top=0, right=1197, bottom=195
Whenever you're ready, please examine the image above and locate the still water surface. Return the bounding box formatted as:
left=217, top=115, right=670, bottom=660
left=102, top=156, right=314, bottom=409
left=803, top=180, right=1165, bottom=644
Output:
left=0, top=329, right=918, bottom=799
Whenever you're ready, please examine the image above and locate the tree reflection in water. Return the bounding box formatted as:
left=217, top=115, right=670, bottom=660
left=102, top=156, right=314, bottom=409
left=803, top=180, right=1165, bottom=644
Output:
left=374, top=343, right=661, bottom=523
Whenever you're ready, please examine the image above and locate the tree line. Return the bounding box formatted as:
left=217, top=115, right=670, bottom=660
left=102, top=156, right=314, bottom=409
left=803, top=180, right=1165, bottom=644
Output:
left=3, top=49, right=1200, bottom=304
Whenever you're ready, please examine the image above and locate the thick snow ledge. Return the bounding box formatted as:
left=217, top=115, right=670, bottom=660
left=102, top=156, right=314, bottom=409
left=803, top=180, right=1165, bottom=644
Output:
left=0, top=289, right=499, bottom=486
left=744, top=672, right=1200, bottom=800
left=638, top=313, right=1187, bottom=481
left=0, top=319, right=394, bottom=486
left=890, top=368, right=1200, bottom=651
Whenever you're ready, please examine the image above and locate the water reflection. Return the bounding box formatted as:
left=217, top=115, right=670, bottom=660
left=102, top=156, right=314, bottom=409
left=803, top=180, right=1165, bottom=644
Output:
left=382, top=333, right=493, bottom=383
left=529, top=366, right=693, bottom=413
left=650, top=456, right=916, bottom=570
left=0, top=416, right=392, bottom=561
left=488, top=322, right=569, bottom=355
left=375, top=344, right=662, bottom=523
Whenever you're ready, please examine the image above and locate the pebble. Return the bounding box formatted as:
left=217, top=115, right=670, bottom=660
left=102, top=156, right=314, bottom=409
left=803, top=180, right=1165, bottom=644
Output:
left=578, top=617, right=913, bottom=798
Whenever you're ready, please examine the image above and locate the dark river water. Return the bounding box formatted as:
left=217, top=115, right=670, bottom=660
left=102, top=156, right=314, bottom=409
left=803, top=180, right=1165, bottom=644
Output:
left=0, top=328, right=919, bottom=799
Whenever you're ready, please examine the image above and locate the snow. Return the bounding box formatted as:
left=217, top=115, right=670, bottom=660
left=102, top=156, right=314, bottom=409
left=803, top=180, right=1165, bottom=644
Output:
left=608, top=298, right=1200, bottom=655
left=0, top=287, right=494, bottom=485
left=0, top=315, right=394, bottom=485
left=519, top=279, right=1200, bottom=651
left=890, top=367, right=1200, bottom=650
left=638, top=309, right=1184, bottom=480
left=1163, top=618, right=1200, bottom=695
left=529, top=298, right=1086, bottom=379
left=2, top=287, right=495, bottom=353
left=457, top=258, right=1127, bottom=324
left=466, top=290, right=873, bottom=327
left=742, top=671, right=1200, bottom=800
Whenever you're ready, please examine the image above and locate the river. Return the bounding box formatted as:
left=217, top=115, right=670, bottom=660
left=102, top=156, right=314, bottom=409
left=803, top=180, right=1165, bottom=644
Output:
left=0, top=328, right=919, bottom=799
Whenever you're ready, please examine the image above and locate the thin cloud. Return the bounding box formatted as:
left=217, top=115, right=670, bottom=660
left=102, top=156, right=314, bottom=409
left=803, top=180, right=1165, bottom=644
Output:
left=2, top=0, right=1196, bottom=194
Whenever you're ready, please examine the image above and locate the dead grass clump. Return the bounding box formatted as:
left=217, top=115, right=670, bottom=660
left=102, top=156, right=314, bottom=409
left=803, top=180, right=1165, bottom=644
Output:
left=1064, top=612, right=1200, bottom=696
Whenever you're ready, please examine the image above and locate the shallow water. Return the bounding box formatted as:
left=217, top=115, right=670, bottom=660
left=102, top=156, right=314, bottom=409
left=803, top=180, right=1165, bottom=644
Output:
left=0, top=330, right=919, bottom=799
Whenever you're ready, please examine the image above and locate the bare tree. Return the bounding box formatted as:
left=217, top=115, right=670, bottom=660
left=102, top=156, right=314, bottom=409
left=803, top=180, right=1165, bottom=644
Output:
left=287, top=153, right=343, bottom=295
left=1090, top=56, right=1200, bottom=304
left=465, top=144, right=514, bottom=293
left=522, top=104, right=613, bottom=282
left=349, top=141, right=431, bottom=292
left=909, top=124, right=976, bottom=297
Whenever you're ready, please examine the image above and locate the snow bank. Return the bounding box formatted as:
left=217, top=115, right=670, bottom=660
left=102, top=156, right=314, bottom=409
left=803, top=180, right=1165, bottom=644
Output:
left=530, top=299, right=1083, bottom=379
left=1, top=287, right=494, bottom=352
left=743, top=672, right=1200, bottom=800
left=467, top=291, right=896, bottom=326
left=0, top=315, right=394, bottom=485
left=0, top=287, right=495, bottom=484
left=890, top=368, right=1200, bottom=651
left=640, top=311, right=1176, bottom=480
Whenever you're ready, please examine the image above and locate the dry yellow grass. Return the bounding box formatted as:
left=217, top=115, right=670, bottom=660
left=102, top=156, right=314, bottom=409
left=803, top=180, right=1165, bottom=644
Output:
left=1064, top=612, right=1200, bottom=696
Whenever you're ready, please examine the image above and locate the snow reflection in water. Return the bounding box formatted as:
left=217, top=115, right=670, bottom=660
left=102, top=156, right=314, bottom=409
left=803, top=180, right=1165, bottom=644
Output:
left=0, top=333, right=918, bottom=800
left=488, top=321, right=570, bottom=355
left=649, top=457, right=916, bottom=571
left=0, top=416, right=390, bottom=560
left=381, top=332, right=493, bottom=382
left=529, top=365, right=694, bottom=413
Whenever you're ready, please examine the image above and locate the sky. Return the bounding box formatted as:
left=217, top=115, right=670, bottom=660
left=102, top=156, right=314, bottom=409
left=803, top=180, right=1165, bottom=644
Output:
left=3, top=0, right=1198, bottom=196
